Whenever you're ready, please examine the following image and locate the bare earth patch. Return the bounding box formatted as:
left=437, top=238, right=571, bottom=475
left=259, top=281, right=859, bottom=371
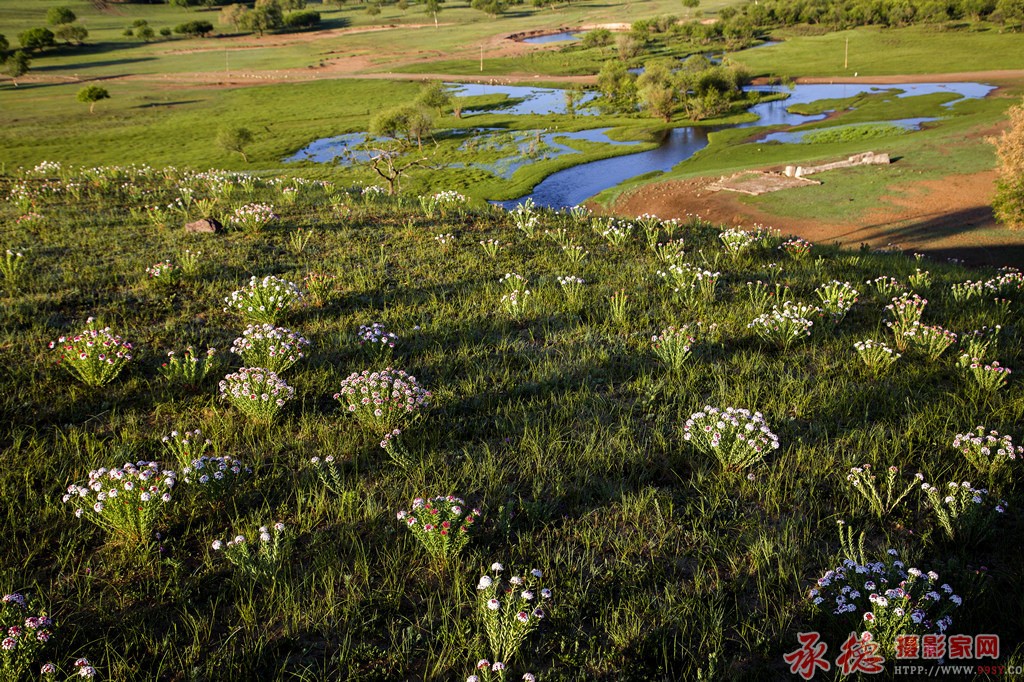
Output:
left=609, top=169, right=1024, bottom=267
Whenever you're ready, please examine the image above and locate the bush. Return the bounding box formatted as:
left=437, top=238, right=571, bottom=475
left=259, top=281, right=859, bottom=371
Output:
left=284, top=10, right=320, bottom=28
left=581, top=28, right=612, bottom=48
left=174, top=20, right=214, bottom=37
left=54, top=24, right=88, bottom=45
left=47, top=7, right=76, bottom=26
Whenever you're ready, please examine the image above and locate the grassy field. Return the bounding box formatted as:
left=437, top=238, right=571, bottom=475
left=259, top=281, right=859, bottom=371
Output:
left=1, top=164, right=1023, bottom=680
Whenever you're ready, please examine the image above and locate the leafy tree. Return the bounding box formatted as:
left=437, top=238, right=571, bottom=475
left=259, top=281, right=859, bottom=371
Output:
left=424, top=0, right=442, bottom=27
left=596, top=59, right=637, bottom=113
left=55, top=24, right=88, bottom=45
left=47, top=7, right=77, bottom=26
left=471, top=0, right=506, bottom=16
left=18, top=27, right=56, bottom=52
left=281, top=0, right=306, bottom=9
left=366, top=3, right=382, bottom=15
left=415, top=81, right=451, bottom=116
left=243, top=0, right=284, bottom=35
left=217, top=126, right=255, bottom=162
left=160, top=27, right=173, bottom=37
left=285, top=10, right=320, bottom=28
left=136, top=25, right=156, bottom=41
left=220, top=3, right=250, bottom=30
left=564, top=85, right=584, bottom=117
left=371, top=105, right=433, bottom=149
left=77, top=84, right=110, bottom=113
left=681, top=0, right=699, bottom=8
left=174, top=20, right=215, bottom=37
left=637, top=61, right=677, bottom=121
left=990, top=97, right=1024, bottom=229
left=616, top=34, right=643, bottom=59
left=580, top=28, right=612, bottom=48
left=0, top=34, right=8, bottom=60
left=5, top=50, right=29, bottom=86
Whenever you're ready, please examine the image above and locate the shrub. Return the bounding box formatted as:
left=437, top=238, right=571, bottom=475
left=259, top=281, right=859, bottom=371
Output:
left=174, top=21, right=214, bottom=37
left=284, top=10, right=320, bottom=28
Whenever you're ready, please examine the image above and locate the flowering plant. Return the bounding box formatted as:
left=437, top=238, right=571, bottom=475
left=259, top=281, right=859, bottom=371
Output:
left=867, top=276, right=904, bottom=299
left=181, top=455, right=250, bottom=501
left=656, top=263, right=719, bottom=305
left=160, top=429, right=212, bottom=469
left=600, top=219, right=633, bottom=247
left=1, top=248, right=28, bottom=293
left=476, top=564, right=551, bottom=674
left=780, top=237, right=812, bottom=260
left=953, top=426, right=1021, bottom=479
left=357, top=322, right=398, bottom=362
left=718, top=228, right=757, bottom=258
left=63, top=461, right=176, bottom=543
left=748, top=301, right=821, bottom=350
left=683, top=406, right=780, bottom=470
left=556, top=275, right=585, bottom=312
left=397, top=495, right=480, bottom=563
left=651, top=325, right=695, bottom=374
left=158, top=346, right=217, bottom=390
left=231, top=324, right=309, bottom=374
left=303, top=272, right=337, bottom=307
left=746, top=280, right=790, bottom=312
left=920, top=480, right=1006, bottom=544
left=229, top=203, right=278, bottom=232
left=211, top=522, right=289, bottom=579
left=498, top=273, right=532, bottom=320
left=854, top=339, right=900, bottom=375
left=957, top=355, right=1011, bottom=393
left=814, top=280, right=859, bottom=320
left=508, top=199, right=539, bottom=237
left=0, top=593, right=55, bottom=681
left=308, top=455, right=348, bottom=496
left=560, top=244, right=588, bottom=268
left=145, top=260, right=180, bottom=288
left=334, top=368, right=430, bottom=433
left=223, top=275, right=303, bottom=325
left=808, top=550, right=961, bottom=655
left=903, top=324, right=957, bottom=361
left=844, top=464, right=922, bottom=519
left=218, top=368, right=295, bottom=423
left=885, top=293, right=927, bottom=347
left=960, top=325, right=1000, bottom=362
left=49, top=319, right=133, bottom=387
left=479, top=239, right=501, bottom=260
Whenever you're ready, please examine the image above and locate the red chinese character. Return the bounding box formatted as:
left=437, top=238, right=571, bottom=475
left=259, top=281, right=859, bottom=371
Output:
left=947, top=634, right=972, bottom=660
left=922, top=634, right=946, bottom=660
left=895, top=635, right=920, bottom=659
left=784, top=632, right=831, bottom=680
left=975, top=635, right=1000, bottom=659
left=836, top=632, right=885, bottom=675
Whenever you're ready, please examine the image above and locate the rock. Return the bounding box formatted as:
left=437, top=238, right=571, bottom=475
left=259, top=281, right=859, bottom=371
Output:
left=184, top=217, right=223, bottom=234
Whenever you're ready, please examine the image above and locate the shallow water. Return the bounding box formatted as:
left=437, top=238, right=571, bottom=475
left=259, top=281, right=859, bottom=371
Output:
left=522, top=32, right=579, bottom=44
left=285, top=81, right=994, bottom=209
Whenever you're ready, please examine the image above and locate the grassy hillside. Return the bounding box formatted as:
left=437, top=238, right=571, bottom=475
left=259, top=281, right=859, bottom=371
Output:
left=0, top=164, right=1022, bottom=679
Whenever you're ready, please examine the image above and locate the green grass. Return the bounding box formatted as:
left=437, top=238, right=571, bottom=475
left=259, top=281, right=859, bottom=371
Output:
left=731, top=24, right=1024, bottom=78
left=1, top=165, right=1023, bottom=679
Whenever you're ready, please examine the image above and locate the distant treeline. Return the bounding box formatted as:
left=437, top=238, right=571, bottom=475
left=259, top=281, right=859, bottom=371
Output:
left=727, top=0, right=1022, bottom=30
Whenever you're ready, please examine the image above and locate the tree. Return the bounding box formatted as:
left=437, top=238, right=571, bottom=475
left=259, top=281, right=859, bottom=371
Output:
left=55, top=24, right=89, bottom=45
left=47, top=7, right=77, bottom=26
left=217, top=126, right=255, bottom=162
left=637, top=61, right=677, bottom=121
left=174, top=20, right=215, bottom=37
left=370, top=105, right=433, bottom=149
left=681, top=0, right=699, bottom=8
left=471, top=0, right=506, bottom=16
left=415, top=81, right=451, bottom=116
left=424, top=0, right=442, bottom=27
left=77, top=85, right=110, bottom=113
left=285, top=10, right=320, bottom=28
left=5, top=50, right=29, bottom=86
left=18, top=28, right=56, bottom=52
left=136, top=25, right=156, bottom=41
left=0, top=34, right=8, bottom=59
left=596, top=59, right=637, bottom=113
left=616, top=34, right=643, bottom=59
left=243, top=0, right=284, bottom=36
left=564, top=85, right=584, bottom=117
left=220, top=3, right=250, bottom=30
left=990, top=97, right=1024, bottom=229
